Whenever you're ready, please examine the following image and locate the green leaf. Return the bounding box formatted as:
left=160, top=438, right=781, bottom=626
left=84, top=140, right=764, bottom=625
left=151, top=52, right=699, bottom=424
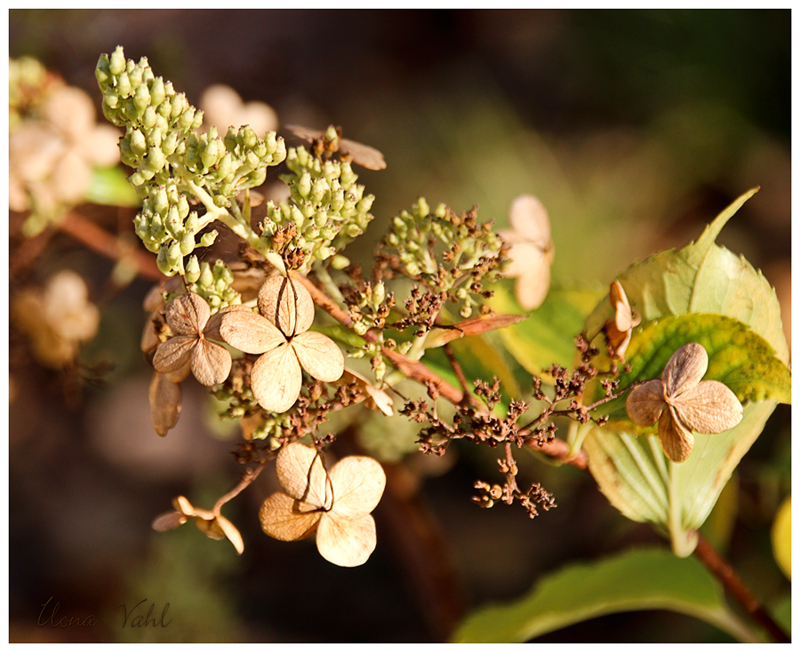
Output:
left=85, top=165, right=141, bottom=207
left=579, top=190, right=791, bottom=556
left=491, top=281, right=604, bottom=377
left=452, top=547, right=757, bottom=643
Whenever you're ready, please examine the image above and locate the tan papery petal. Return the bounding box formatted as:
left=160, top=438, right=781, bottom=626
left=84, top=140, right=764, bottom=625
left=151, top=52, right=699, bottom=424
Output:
left=292, top=331, right=345, bottom=382
left=215, top=514, right=245, bottom=554
left=194, top=517, right=225, bottom=540
left=316, top=512, right=377, bottom=567
left=508, top=194, right=552, bottom=247
left=259, top=492, right=322, bottom=541
left=173, top=496, right=195, bottom=516
left=658, top=407, right=694, bottom=463
left=276, top=442, right=331, bottom=508
left=191, top=340, right=232, bottom=386
left=329, top=455, right=386, bottom=518
left=663, top=343, right=708, bottom=398
left=258, top=275, right=315, bottom=336
left=151, top=510, right=188, bottom=532
left=205, top=304, right=250, bottom=341
left=672, top=380, right=744, bottom=434
left=166, top=293, right=210, bottom=336
left=219, top=309, right=285, bottom=354
left=517, top=262, right=551, bottom=311
left=626, top=379, right=665, bottom=427
left=250, top=343, right=303, bottom=413
left=149, top=372, right=182, bottom=436
left=153, top=335, right=196, bottom=374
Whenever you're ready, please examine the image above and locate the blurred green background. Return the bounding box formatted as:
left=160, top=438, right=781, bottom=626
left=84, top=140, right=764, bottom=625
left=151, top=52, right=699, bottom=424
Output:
left=9, top=9, right=790, bottom=642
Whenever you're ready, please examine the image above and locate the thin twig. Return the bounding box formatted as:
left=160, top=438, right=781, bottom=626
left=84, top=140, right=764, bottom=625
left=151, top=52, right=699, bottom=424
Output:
left=693, top=532, right=789, bottom=643
left=443, top=342, right=482, bottom=409
left=57, top=211, right=163, bottom=281
left=212, top=460, right=268, bottom=515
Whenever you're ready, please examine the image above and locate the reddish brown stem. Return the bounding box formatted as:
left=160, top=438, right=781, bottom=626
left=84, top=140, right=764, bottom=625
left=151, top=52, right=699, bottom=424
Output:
left=58, top=211, right=163, bottom=281
left=693, top=533, right=789, bottom=642
left=212, top=460, right=268, bottom=515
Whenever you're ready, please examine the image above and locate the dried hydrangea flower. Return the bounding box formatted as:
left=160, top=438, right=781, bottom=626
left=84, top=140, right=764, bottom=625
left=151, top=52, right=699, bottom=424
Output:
left=153, top=293, right=235, bottom=386
left=499, top=194, right=555, bottom=310
left=199, top=84, right=278, bottom=136
left=626, top=342, right=744, bottom=462
left=259, top=442, right=386, bottom=567
left=152, top=495, right=244, bottom=555
left=11, top=269, right=100, bottom=368
left=603, top=280, right=641, bottom=360
left=220, top=275, right=344, bottom=413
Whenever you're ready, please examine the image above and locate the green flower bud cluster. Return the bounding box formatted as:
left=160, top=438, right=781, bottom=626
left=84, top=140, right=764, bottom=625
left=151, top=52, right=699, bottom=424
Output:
left=97, top=46, right=286, bottom=277
left=186, top=260, right=241, bottom=311
left=259, top=145, right=374, bottom=271
left=380, top=198, right=506, bottom=318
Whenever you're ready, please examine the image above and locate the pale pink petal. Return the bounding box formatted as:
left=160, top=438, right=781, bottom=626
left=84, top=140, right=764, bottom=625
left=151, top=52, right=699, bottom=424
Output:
left=292, top=331, right=345, bottom=382
left=329, top=455, right=386, bottom=518
left=219, top=309, right=285, bottom=354
left=250, top=343, right=303, bottom=413
left=316, top=512, right=377, bottom=567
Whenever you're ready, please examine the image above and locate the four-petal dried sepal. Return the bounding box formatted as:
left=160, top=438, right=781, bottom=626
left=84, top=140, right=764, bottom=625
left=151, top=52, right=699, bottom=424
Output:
left=260, top=442, right=386, bottom=567
left=152, top=495, right=244, bottom=555
left=625, top=342, right=744, bottom=462
left=220, top=277, right=344, bottom=413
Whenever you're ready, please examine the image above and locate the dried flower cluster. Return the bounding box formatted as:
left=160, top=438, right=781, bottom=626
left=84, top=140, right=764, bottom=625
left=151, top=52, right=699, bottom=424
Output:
left=152, top=495, right=244, bottom=555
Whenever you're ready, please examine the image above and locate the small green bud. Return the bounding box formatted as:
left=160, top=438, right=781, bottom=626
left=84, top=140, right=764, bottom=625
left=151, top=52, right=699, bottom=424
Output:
left=291, top=205, right=305, bottom=229
left=240, top=125, right=258, bottom=149
left=153, top=187, right=169, bottom=215
left=311, top=177, right=329, bottom=203
left=177, top=196, right=190, bottom=220
left=156, top=246, right=171, bottom=275
left=191, top=111, right=203, bottom=131
left=102, top=89, right=119, bottom=110
left=207, top=294, right=222, bottom=309
left=129, top=65, right=144, bottom=90
left=184, top=212, right=199, bottom=233
left=167, top=241, right=183, bottom=267
left=406, top=261, right=420, bottom=277
left=185, top=255, right=201, bottom=283
left=320, top=226, right=338, bottom=240
left=358, top=195, right=375, bottom=213
left=142, top=105, right=157, bottom=130
left=180, top=232, right=195, bottom=256
left=199, top=262, right=214, bottom=287
left=117, top=71, right=132, bottom=98
left=346, top=224, right=362, bottom=238
left=314, top=209, right=328, bottom=228
left=297, top=172, right=312, bottom=199
left=129, top=171, right=146, bottom=187
left=161, top=129, right=178, bottom=156
left=149, top=77, right=166, bottom=106
left=171, top=93, right=188, bottom=120
left=199, top=230, right=218, bottom=247
left=129, top=129, right=146, bottom=156
left=109, top=47, right=126, bottom=75
left=456, top=287, right=468, bottom=300
left=373, top=281, right=385, bottom=306
left=213, top=194, right=231, bottom=208
left=353, top=321, right=368, bottom=336
left=331, top=255, right=350, bottom=270
left=460, top=305, right=472, bottom=318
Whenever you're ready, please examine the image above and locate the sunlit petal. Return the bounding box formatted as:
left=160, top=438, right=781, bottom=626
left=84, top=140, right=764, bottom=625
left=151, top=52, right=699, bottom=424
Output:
left=292, top=331, right=345, bottom=382
left=329, top=455, right=386, bottom=518
left=250, top=343, right=303, bottom=413
left=259, top=492, right=322, bottom=541
left=316, top=512, right=377, bottom=567
left=219, top=309, right=285, bottom=354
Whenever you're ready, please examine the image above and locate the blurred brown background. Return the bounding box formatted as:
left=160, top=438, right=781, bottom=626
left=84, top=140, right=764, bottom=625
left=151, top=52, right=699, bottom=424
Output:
left=9, top=9, right=790, bottom=642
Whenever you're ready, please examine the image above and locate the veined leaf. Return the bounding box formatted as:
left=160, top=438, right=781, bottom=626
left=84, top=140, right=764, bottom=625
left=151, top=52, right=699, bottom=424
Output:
left=452, top=547, right=757, bottom=643
left=579, top=190, right=790, bottom=556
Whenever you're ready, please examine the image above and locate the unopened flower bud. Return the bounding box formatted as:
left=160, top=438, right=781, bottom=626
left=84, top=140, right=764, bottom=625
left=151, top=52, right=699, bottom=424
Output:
left=199, top=231, right=218, bottom=248
left=185, top=255, right=201, bottom=283
left=297, top=172, right=312, bottom=199
left=180, top=233, right=195, bottom=256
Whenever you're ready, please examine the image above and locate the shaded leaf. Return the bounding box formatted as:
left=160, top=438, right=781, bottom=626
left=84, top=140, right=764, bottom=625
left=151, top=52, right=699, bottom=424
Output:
left=452, top=547, right=756, bottom=643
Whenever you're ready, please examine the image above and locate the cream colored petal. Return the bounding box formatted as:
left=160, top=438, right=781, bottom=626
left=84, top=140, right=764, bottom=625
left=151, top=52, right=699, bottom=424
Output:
left=316, top=512, right=377, bottom=567
left=215, top=514, right=245, bottom=555
left=204, top=304, right=250, bottom=341
left=173, top=496, right=195, bottom=516
left=658, top=408, right=694, bottom=463
left=219, top=309, right=285, bottom=354
left=166, top=293, right=209, bottom=336
left=149, top=372, right=182, bottom=436
left=292, top=331, right=345, bottom=382
left=257, top=275, right=315, bottom=336
left=663, top=342, right=708, bottom=397
left=259, top=492, right=322, bottom=541
left=43, top=86, right=95, bottom=141
left=191, top=340, right=232, bottom=386
left=275, top=442, right=331, bottom=508
left=194, top=516, right=225, bottom=540
left=153, top=335, right=196, bottom=374
left=604, top=321, right=632, bottom=360
left=672, top=380, right=743, bottom=434
left=516, top=261, right=551, bottom=311
left=626, top=379, right=666, bottom=427
left=251, top=343, right=303, bottom=413
left=503, top=241, right=545, bottom=279
left=329, top=455, right=386, bottom=518
left=81, top=124, right=122, bottom=166
left=508, top=194, right=552, bottom=246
